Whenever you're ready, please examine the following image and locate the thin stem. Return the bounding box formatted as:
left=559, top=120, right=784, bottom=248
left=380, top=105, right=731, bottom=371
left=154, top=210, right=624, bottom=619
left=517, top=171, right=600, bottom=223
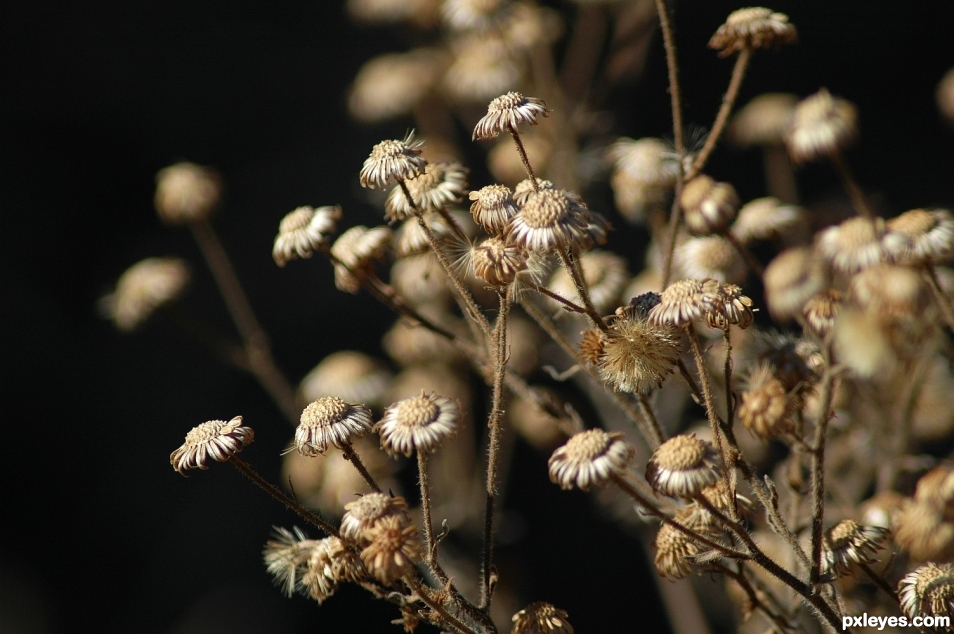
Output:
left=724, top=231, right=764, bottom=278
left=529, top=283, right=588, bottom=314
left=404, top=576, right=482, bottom=634
left=830, top=150, right=875, bottom=221
left=687, top=47, right=753, bottom=180
left=722, top=329, right=734, bottom=426
left=559, top=249, right=608, bottom=332
left=342, top=444, right=381, bottom=493
left=189, top=219, right=299, bottom=425
left=508, top=124, right=538, bottom=190
left=436, top=207, right=470, bottom=244
left=417, top=452, right=445, bottom=583
left=809, top=346, right=837, bottom=589
left=660, top=193, right=683, bottom=289
left=859, top=562, right=899, bottom=603
left=229, top=456, right=339, bottom=537
left=924, top=263, right=954, bottom=331
left=686, top=326, right=733, bottom=480
left=712, top=561, right=794, bottom=634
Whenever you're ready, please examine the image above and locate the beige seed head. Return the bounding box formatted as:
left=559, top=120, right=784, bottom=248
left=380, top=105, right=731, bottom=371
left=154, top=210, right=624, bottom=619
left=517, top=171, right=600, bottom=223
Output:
left=154, top=162, right=222, bottom=225
left=469, top=184, right=519, bottom=235
left=763, top=246, right=827, bottom=320
left=708, top=7, right=797, bottom=56
left=471, top=236, right=528, bottom=286
left=729, top=93, right=798, bottom=147
left=506, top=188, right=609, bottom=253
left=101, top=257, right=190, bottom=331
left=886, top=208, right=954, bottom=264
left=385, top=162, right=468, bottom=221
left=330, top=225, right=392, bottom=293
left=273, top=205, right=342, bottom=266
left=899, top=563, right=954, bottom=621
left=340, top=493, right=411, bottom=544
left=359, top=131, right=427, bottom=190
left=648, top=278, right=722, bottom=327
left=802, top=290, right=843, bottom=339
left=822, top=519, right=889, bottom=577
left=360, top=515, right=422, bottom=584
left=786, top=89, right=858, bottom=164
left=738, top=363, right=793, bottom=440
left=511, top=602, right=574, bottom=634
left=674, top=236, right=747, bottom=285
left=348, top=49, right=447, bottom=123
left=730, top=197, right=808, bottom=245
left=294, top=396, right=374, bottom=456
left=597, top=314, right=681, bottom=394
left=473, top=91, right=550, bottom=141
left=547, top=429, right=635, bottom=491
left=653, top=519, right=701, bottom=580
left=680, top=175, right=740, bottom=236
left=375, top=391, right=460, bottom=457
left=170, top=416, right=254, bottom=475
left=444, top=34, right=520, bottom=104
left=646, top=434, right=720, bottom=499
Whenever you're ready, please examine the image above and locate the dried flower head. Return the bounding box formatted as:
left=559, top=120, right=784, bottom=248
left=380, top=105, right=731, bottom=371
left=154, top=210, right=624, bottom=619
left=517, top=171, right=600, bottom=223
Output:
left=680, top=175, right=740, bottom=236
left=894, top=500, right=954, bottom=562
left=609, top=137, right=680, bottom=188
left=442, top=0, right=508, bottom=31
left=786, top=89, right=858, bottom=163
left=341, top=493, right=411, bottom=544
left=710, top=283, right=756, bottom=329
left=653, top=517, right=702, bottom=580
left=738, top=363, right=793, bottom=440
left=469, top=184, right=519, bottom=235
left=915, top=466, right=954, bottom=518
left=385, top=162, right=468, bottom=221
left=832, top=308, right=895, bottom=379
left=444, top=34, right=521, bottom=103
left=708, top=7, right=797, bottom=56
left=330, top=225, right=392, bottom=293
left=346, top=0, right=440, bottom=26
left=648, top=278, right=722, bottom=327
left=375, top=391, right=460, bottom=457
left=822, top=520, right=889, bottom=577
left=886, top=208, right=954, bottom=264
left=263, top=526, right=320, bottom=597
left=850, top=264, right=930, bottom=322
left=511, top=602, right=574, bottom=634
left=816, top=216, right=909, bottom=274
left=393, top=213, right=455, bottom=258
left=348, top=49, right=446, bottom=123
left=802, top=290, right=843, bottom=339
left=546, top=250, right=629, bottom=314
left=899, top=563, right=954, bottom=621
left=473, top=92, right=549, bottom=141
left=729, top=93, right=798, bottom=147
left=360, top=515, right=422, bottom=583
left=507, top=188, right=608, bottom=253
left=598, top=312, right=681, bottom=394
left=154, top=161, right=222, bottom=225
left=170, top=416, right=254, bottom=475
left=300, top=536, right=364, bottom=603
left=383, top=314, right=463, bottom=367
left=101, top=257, right=189, bottom=331
left=674, top=236, right=747, bottom=285
left=272, top=205, right=341, bottom=266
left=646, top=434, right=721, bottom=499
left=470, top=236, right=528, bottom=286
left=763, top=246, right=827, bottom=320
left=298, top=351, right=393, bottom=409
left=548, top=429, right=635, bottom=491
left=513, top=177, right=555, bottom=206
left=294, top=396, right=374, bottom=456
left=359, top=131, right=427, bottom=190
left=730, top=197, right=807, bottom=245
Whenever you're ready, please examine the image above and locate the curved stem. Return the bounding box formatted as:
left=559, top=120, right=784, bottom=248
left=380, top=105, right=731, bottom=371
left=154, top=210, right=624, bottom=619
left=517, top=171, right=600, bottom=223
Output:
left=342, top=444, right=381, bottom=493
left=687, top=47, right=753, bottom=180
left=809, top=346, right=837, bottom=588
left=508, top=124, right=538, bottom=190
left=229, top=456, right=339, bottom=538
left=559, top=249, right=608, bottom=332
left=404, top=576, right=482, bottom=634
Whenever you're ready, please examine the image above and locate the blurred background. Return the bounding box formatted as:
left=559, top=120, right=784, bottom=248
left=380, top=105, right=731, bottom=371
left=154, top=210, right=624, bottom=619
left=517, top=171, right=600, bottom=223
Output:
left=3, top=0, right=952, bottom=632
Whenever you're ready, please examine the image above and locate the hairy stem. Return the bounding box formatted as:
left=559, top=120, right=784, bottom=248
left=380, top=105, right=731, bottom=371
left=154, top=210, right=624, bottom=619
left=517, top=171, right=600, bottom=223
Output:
left=508, top=124, right=538, bottom=190
left=559, top=249, right=608, bottom=332
left=809, top=346, right=837, bottom=589
left=342, top=444, right=381, bottom=493
left=404, top=576, right=482, bottom=634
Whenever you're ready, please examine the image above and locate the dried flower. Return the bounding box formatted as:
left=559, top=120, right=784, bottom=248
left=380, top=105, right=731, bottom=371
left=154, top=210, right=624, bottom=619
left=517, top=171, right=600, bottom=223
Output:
left=708, top=7, right=797, bottom=56
left=850, top=264, right=929, bottom=321
left=832, top=308, right=895, bottom=379
left=730, top=197, right=807, bottom=245
left=898, top=563, right=954, bottom=621
left=511, top=602, right=574, bottom=634
left=385, top=162, right=468, bottom=221
left=763, top=247, right=827, bottom=320
left=300, top=536, right=360, bottom=603
left=674, top=236, right=747, bottom=285
left=646, top=434, right=721, bottom=499
left=359, top=132, right=427, bottom=190
left=154, top=161, right=222, bottom=225
left=710, top=283, right=755, bottom=329
left=298, top=351, right=392, bottom=409
left=393, top=213, right=455, bottom=258
left=348, top=49, right=446, bottom=123
left=330, top=225, right=392, bottom=293
left=360, top=515, right=422, bottom=583
left=442, top=0, right=509, bottom=31
left=469, top=184, right=519, bottom=235
left=473, top=92, right=549, bottom=141
left=894, top=500, right=954, bottom=562
left=738, top=363, right=793, bottom=440
left=101, top=257, right=189, bottom=331
left=598, top=312, right=681, bottom=394
left=341, top=493, right=411, bottom=544
left=470, top=236, right=528, bottom=286
left=786, top=89, right=858, bottom=163
left=170, top=416, right=254, bottom=475
left=548, top=429, right=635, bottom=491
left=816, top=216, right=910, bottom=274
left=728, top=93, right=798, bottom=147
left=802, top=290, right=843, bottom=339
left=513, top=177, right=556, bottom=206
left=376, top=391, right=460, bottom=457
left=822, top=520, right=889, bottom=577
left=293, top=396, right=374, bottom=456
left=506, top=188, right=608, bottom=253
left=680, top=175, right=740, bottom=236
left=273, top=205, right=341, bottom=266
left=886, top=208, right=954, bottom=264
left=653, top=516, right=702, bottom=580
left=648, top=278, right=722, bottom=327
left=263, top=526, right=319, bottom=597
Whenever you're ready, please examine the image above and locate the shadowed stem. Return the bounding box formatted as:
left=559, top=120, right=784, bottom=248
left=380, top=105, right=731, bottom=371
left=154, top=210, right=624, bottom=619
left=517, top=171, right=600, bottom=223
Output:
left=404, top=576, right=482, bottom=634
left=809, top=347, right=837, bottom=589
left=229, top=456, right=339, bottom=537
left=189, top=219, right=300, bottom=425
left=830, top=150, right=875, bottom=221
left=342, top=444, right=380, bottom=493
left=859, top=562, right=898, bottom=603
left=687, top=47, right=753, bottom=180
left=924, top=264, right=954, bottom=331
left=507, top=124, right=538, bottom=191
left=559, top=248, right=608, bottom=332
left=724, top=231, right=764, bottom=277
left=711, top=561, right=795, bottom=634
left=686, top=326, right=733, bottom=486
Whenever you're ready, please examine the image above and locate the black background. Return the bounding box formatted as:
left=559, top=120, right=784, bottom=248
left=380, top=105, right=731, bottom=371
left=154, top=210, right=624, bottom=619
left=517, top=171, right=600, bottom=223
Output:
left=3, top=0, right=953, bottom=632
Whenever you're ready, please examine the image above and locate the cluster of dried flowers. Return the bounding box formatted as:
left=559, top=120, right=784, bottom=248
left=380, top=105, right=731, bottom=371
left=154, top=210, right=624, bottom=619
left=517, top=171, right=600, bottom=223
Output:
left=107, top=2, right=954, bottom=633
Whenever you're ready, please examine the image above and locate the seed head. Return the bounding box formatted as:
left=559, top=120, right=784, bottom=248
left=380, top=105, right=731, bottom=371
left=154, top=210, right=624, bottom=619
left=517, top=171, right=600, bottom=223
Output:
left=597, top=313, right=681, bottom=394
left=293, top=396, right=374, bottom=456
left=738, top=363, right=793, bottom=440
left=506, top=188, right=609, bottom=253
left=513, top=177, right=556, bottom=206
left=341, top=493, right=411, bottom=544
left=359, top=131, right=427, bottom=190
left=730, top=197, right=807, bottom=245
left=648, top=278, right=722, bottom=327
left=886, top=208, right=954, bottom=265
left=444, top=34, right=520, bottom=103
left=471, top=236, right=528, bottom=286
left=330, top=225, right=392, bottom=293
left=680, top=175, right=739, bottom=236
left=154, top=162, right=222, bottom=225
left=375, top=391, right=460, bottom=457
left=101, top=257, right=189, bottom=331
left=263, top=526, right=320, bottom=597
left=548, top=429, right=635, bottom=491
left=899, top=563, right=954, bottom=622
left=653, top=515, right=702, bottom=580
left=348, top=49, right=446, bottom=123
left=646, top=434, right=721, bottom=499
left=385, top=162, right=468, bottom=221
left=170, top=416, right=254, bottom=475
left=273, top=205, right=341, bottom=266
left=511, top=602, right=574, bottom=634
left=822, top=519, right=889, bottom=578
left=359, top=515, right=422, bottom=584
left=894, top=500, right=954, bottom=562
left=802, top=290, right=843, bottom=339
left=546, top=250, right=629, bottom=315
left=469, top=184, right=519, bottom=235
left=763, top=247, right=827, bottom=320
left=674, top=236, right=747, bottom=285
left=786, top=89, right=858, bottom=164
left=473, top=92, right=550, bottom=141
left=708, top=7, right=797, bottom=56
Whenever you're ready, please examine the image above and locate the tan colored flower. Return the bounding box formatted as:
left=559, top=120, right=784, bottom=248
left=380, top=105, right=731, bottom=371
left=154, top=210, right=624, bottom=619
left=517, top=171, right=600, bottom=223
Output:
left=389, top=252, right=451, bottom=308
left=738, top=363, right=793, bottom=440
left=894, top=499, right=954, bottom=562
left=272, top=205, right=341, bottom=266
left=899, top=563, right=954, bottom=621
left=263, top=526, right=321, bottom=597
left=511, top=602, right=574, bottom=634
left=728, top=93, right=798, bottom=147
left=330, top=225, right=392, bottom=293
left=786, top=89, right=858, bottom=164
left=154, top=161, right=222, bottom=225
left=346, top=0, right=440, bottom=26
left=385, top=162, right=468, bottom=221
left=393, top=213, right=455, bottom=258
left=298, top=351, right=392, bottom=409
left=709, top=283, right=755, bottom=330
left=674, top=236, right=746, bottom=285
left=469, top=184, right=519, bottom=235
left=653, top=513, right=702, bottom=580
left=170, top=416, right=254, bottom=475
left=293, top=396, right=374, bottom=456
left=646, top=434, right=720, bottom=499
left=609, top=137, right=679, bottom=188
left=340, top=493, right=411, bottom=544
left=815, top=216, right=909, bottom=274
left=597, top=311, right=681, bottom=394
left=101, top=257, right=189, bottom=331
left=648, top=278, right=722, bottom=327
left=915, top=466, right=954, bottom=519
left=513, top=177, right=555, bottom=206
left=802, top=290, right=843, bottom=339
left=708, top=7, right=797, bottom=56
left=548, top=429, right=635, bottom=491
left=850, top=264, right=930, bottom=321
left=886, top=208, right=954, bottom=264
left=300, top=536, right=364, bottom=603
left=376, top=391, right=460, bottom=457
left=730, top=197, right=807, bottom=245
left=507, top=188, right=609, bottom=253
left=822, top=520, right=889, bottom=577
left=680, top=175, right=739, bottom=236
left=473, top=92, right=549, bottom=141
left=545, top=250, right=629, bottom=314
left=360, top=515, right=422, bottom=583
left=832, top=308, right=895, bottom=379
left=470, top=236, right=528, bottom=286
left=444, top=34, right=521, bottom=103
left=359, top=131, right=427, bottom=190
left=763, top=247, right=827, bottom=320
left=348, top=49, right=447, bottom=123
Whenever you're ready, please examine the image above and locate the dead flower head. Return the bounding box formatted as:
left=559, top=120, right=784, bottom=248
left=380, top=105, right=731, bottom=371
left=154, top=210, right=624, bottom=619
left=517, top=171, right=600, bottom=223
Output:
left=360, top=515, right=422, bottom=584
left=598, top=310, right=681, bottom=394
left=471, top=236, right=528, bottom=286
left=507, top=188, right=609, bottom=253
left=293, top=396, right=374, bottom=456
left=899, top=563, right=954, bottom=622
left=886, top=208, right=954, bottom=265
left=298, top=351, right=393, bottom=409
left=653, top=514, right=703, bottom=580
left=763, top=246, right=827, bottom=320
left=340, top=492, right=411, bottom=544
left=101, top=257, right=189, bottom=331
left=728, top=93, right=798, bottom=147
left=154, top=161, right=222, bottom=225
left=170, top=416, right=254, bottom=475
left=511, top=602, right=574, bottom=634
left=646, top=434, right=721, bottom=499
left=674, top=236, right=747, bottom=285
left=359, top=131, right=427, bottom=190
left=822, top=519, right=889, bottom=577
left=469, top=184, right=519, bottom=235
left=375, top=391, right=460, bottom=457
left=648, top=278, right=722, bottom=327
left=273, top=205, right=341, bottom=266
left=330, top=225, right=391, bottom=293
left=786, top=89, right=858, bottom=164
left=473, top=91, right=550, bottom=141
left=548, top=429, right=635, bottom=491
left=385, top=162, right=468, bottom=221
left=708, top=7, right=797, bottom=56
left=738, top=363, right=794, bottom=440
left=680, top=175, right=740, bottom=237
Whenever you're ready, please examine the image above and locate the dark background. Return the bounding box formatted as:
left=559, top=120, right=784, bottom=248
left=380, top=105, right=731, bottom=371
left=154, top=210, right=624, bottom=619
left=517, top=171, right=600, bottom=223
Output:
left=3, top=1, right=952, bottom=632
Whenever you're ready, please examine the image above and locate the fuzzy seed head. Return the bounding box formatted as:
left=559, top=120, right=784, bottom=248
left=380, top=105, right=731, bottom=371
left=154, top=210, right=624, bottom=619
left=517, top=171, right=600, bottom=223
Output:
left=294, top=397, right=374, bottom=456
left=359, top=132, right=427, bottom=190
left=709, top=7, right=797, bottom=56
left=548, top=429, right=635, bottom=491
left=473, top=92, right=550, bottom=140
left=787, top=89, right=858, bottom=163
left=170, top=416, right=254, bottom=475
left=646, top=434, right=721, bottom=499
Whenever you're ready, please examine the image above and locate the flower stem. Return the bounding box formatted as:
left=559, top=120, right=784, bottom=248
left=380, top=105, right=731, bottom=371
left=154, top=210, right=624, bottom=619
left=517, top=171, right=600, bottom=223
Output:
left=558, top=248, right=608, bottom=332
left=342, top=444, right=381, bottom=493
left=809, top=346, right=837, bottom=589
left=507, top=124, right=538, bottom=191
